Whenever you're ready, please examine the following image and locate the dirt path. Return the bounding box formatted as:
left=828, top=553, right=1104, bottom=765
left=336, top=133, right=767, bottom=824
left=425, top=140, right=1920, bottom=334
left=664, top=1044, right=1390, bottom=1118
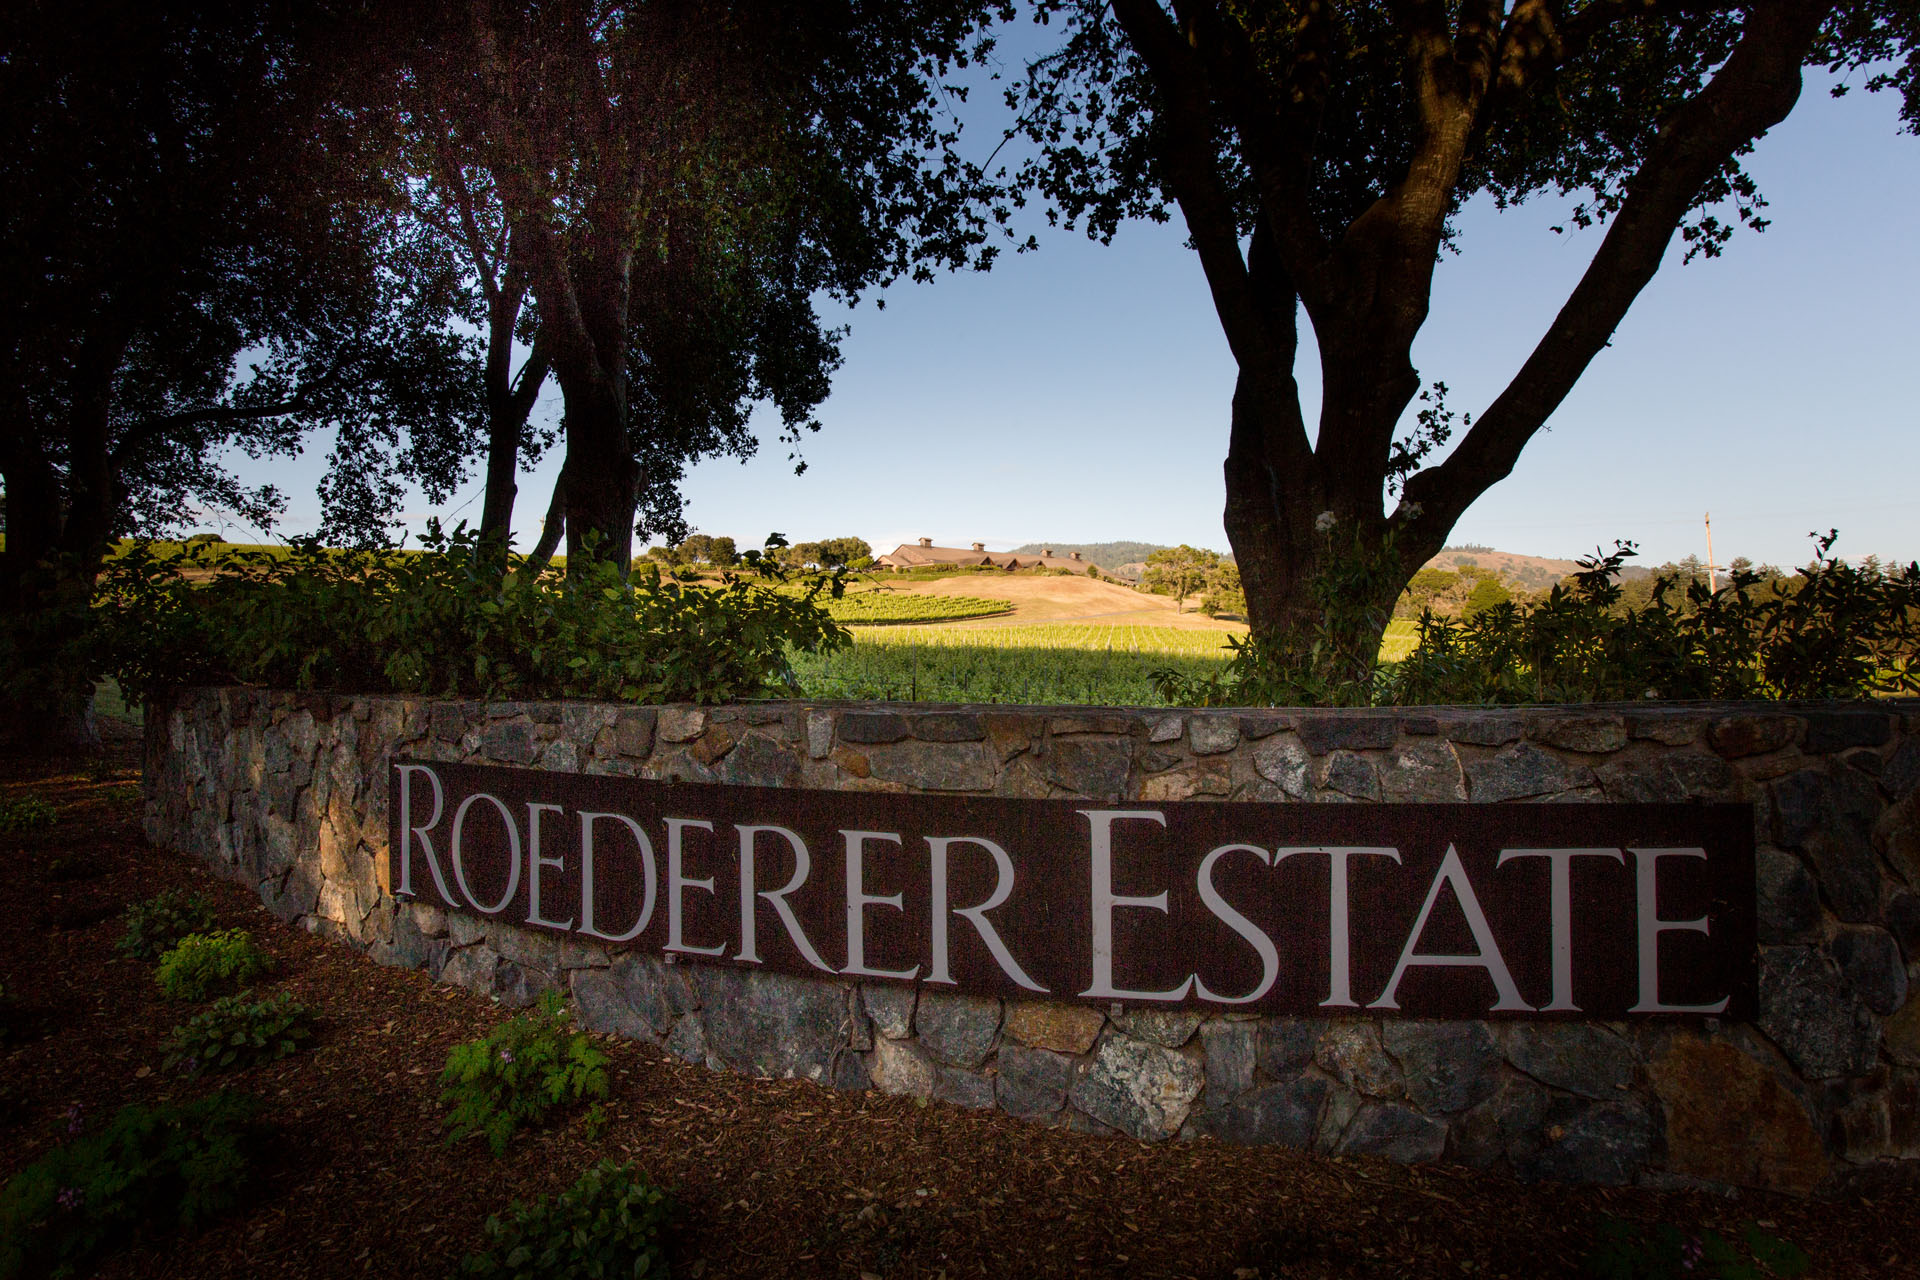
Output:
left=2, top=749, right=1914, bottom=1279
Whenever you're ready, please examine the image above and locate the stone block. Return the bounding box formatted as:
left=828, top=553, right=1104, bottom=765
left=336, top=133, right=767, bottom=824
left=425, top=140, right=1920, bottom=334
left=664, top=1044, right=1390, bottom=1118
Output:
left=934, top=1066, right=996, bottom=1110
left=1042, top=738, right=1131, bottom=799
left=862, top=984, right=917, bottom=1040
left=1383, top=1020, right=1499, bottom=1113
left=1887, top=891, right=1920, bottom=961
left=1759, top=946, right=1880, bottom=1080
left=913, top=713, right=985, bottom=743
left=1832, top=928, right=1909, bottom=1016
left=1504, top=1024, right=1635, bottom=1100
left=1450, top=1073, right=1551, bottom=1171
left=1709, top=715, right=1799, bottom=760
left=1049, top=714, right=1132, bottom=737
left=441, top=944, right=501, bottom=995
left=613, top=709, right=656, bottom=758
left=805, top=711, right=834, bottom=759
left=1237, top=714, right=1292, bottom=740
left=1886, top=738, right=1920, bottom=803
left=1199, top=1019, right=1256, bottom=1103
left=657, top=707, right=706, bottom=744
left=917, top=991, right=1001, bottom=1068
left=1398, top=716, right=1439, bottom=737
left=1803, top=710, right=1893, bottom=754
left=1212, top=1074, right=1329, bottom=1149
left=1314, top=1023, right=1402, bottom=1098
left=1111, top=1009, right=1202, bottom=1048
left=1649, top=1036, right=1827, bottom=1194
left=1338, top=1103, right=1447, bottom=1164
left=1251, top=738, right=1311, bottom=799
left=1533, top=715, right=1628, bottom=754
left=481, top=720, right=536, bottom=765
left=1004, top=1000, right=1104, bottom=1055
left=1147, top=715, right=1184, bottom=744
left=870, top=1035, right=937, bottom=1097
left=1466, top=743, right=1593, bottom=803
left=1322, top=752, right=1382, bottom=802
left=715, top=734, right=797, bottom=787
left=839, top=711, right=911, bottom=744
left=869, top=741, right=996, bottom=792
left=1258, top=1020, right=1321, bottom=1075
left=1067, top=1032, right=1204, bottom=1141
left=693, top=966, right=852, bottom=1082
left=1757, top=847, right=1822, bottom=944
left=996, top=1043, right=1078, bottom=1120
left=1444, top=716, right=1523, bottom=747
left=1772, top=768, right=1834, bottom=847
left=1515, top=1099, right=1652, bottom=1187
left=665, top=1014, right=710, bottom=1067
left=1886, top=998, right=1920, bottom=1067
left=1379, top=740, right=1465, bottom=803
left=494, top=961, right=560, bottom=1008
left=1189, top=716, right=1241, bottom=755
left=1297, top=716, right=1396, bottom=756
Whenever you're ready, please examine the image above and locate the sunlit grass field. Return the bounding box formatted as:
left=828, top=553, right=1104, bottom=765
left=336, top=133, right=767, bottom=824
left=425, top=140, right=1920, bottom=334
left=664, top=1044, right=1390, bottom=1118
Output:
left=791, top=620, right=1421, bottom=706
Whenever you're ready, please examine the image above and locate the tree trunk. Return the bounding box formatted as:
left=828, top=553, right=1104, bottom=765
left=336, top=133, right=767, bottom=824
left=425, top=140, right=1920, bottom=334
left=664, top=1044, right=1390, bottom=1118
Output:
left=525, top=472, right=565, bottom=575
left=557, top=370, right=639, bottom=574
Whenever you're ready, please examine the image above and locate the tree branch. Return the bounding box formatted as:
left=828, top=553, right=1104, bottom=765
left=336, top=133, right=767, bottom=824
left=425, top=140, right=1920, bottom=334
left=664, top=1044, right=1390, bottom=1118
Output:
left=1405, top=0, right=1833, bottom=529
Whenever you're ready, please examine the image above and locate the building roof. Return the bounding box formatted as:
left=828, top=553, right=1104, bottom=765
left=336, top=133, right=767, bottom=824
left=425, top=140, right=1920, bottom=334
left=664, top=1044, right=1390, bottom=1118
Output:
left=875, top=539, right=1095, bottom=573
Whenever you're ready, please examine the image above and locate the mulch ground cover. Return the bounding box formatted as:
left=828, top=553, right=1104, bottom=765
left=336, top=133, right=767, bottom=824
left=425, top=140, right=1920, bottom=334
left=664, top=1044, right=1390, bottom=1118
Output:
left=3, top=740, right=1918, bottom=1280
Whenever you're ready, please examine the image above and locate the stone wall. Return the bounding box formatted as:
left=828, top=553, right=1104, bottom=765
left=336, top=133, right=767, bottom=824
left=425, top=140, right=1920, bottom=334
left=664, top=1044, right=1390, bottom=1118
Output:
left=145, top=689, right=1920, bottom=1194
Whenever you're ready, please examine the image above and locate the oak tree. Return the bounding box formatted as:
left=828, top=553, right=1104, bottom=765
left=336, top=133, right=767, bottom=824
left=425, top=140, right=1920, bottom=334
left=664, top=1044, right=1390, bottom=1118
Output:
left=1016, top=0, right=1917, bottom=671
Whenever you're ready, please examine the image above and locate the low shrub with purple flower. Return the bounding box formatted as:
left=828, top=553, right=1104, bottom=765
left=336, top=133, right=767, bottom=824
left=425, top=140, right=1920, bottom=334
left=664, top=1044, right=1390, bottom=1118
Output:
left=439, top=991, right=609, bottom=1156
left=0, top=1092, right=261, bottom=1278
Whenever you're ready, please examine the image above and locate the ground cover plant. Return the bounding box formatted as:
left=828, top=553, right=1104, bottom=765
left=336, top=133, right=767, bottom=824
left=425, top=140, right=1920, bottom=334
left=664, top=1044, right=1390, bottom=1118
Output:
left=153, top=930, right=273, bottom=1001
left=459, top=1160, right=671, bottom=1280
left=162, top=992, right=313, bottom=1078
left=0, top=795, right=56, bottom=834
left=441, top=992, right=611, bottom=1156
left=4, top=746, right=1918, bottom=1278
left=0, top=1092, right=261, bottom=1279
left=118, top=891, right=217, bottom=961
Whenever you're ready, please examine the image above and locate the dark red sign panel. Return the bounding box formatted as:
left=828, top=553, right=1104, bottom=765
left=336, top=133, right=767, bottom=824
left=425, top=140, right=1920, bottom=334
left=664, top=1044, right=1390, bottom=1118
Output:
left=389, top=759, right=1756, bottom=1019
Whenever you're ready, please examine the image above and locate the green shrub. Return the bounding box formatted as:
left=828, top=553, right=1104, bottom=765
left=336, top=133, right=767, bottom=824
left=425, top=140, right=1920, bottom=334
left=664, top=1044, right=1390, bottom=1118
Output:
left=1389, top=534, right=1920, bottom=705
left=118, top=890, right=217, bottom=960
left=1583, top=1217, right=1808, bottom=1279
left=0, top=795, right=57, bottom=834
left=458, top=1160, right=671, bottom=1279
left=0, top=1092, right=261, bottom=1279
left=153, top=930, right=273, bottom=1001
left=95, top=523, right=848, bottom=706
left=162, top=991, right=313, bottom=1076
left=440, top=991, right=610, bottom=1156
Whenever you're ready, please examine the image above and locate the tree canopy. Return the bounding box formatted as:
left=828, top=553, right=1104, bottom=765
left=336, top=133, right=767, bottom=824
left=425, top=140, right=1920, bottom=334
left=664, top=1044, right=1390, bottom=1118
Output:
left=1013, top=0, right=1918, bottom=672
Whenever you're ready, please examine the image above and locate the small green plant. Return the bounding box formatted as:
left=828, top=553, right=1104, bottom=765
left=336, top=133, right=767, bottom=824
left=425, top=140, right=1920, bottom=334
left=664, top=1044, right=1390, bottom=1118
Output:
left=117, top=890, right=217, bottom=960
left=458, top=1160, right=672, bottom=1279
left=1584, top=1217, right=1809, bottom=1280
left=440, top=991, right=610, bottom=1156
left=162, top=991, right=313, bottom=1076
left=0, top=795, right=57, bottom=834
left=0, top=1092, right=261, bottom=1279
left=153, top=930, right=273, bottom=1001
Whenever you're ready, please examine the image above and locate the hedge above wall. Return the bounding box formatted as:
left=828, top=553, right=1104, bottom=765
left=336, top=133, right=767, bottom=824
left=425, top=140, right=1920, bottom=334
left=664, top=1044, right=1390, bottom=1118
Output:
left=146, top=689, right=1920, bottom=1195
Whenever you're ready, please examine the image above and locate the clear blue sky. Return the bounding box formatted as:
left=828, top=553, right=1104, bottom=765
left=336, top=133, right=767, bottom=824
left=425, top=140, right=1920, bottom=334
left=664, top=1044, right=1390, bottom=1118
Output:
left=224, top=45, right=1918, bottom=572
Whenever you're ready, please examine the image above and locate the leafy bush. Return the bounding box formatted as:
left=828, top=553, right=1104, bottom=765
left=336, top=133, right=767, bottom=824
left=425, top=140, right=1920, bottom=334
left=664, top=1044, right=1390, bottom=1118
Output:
left=458, top=1160, right=671, bottom=1280
left=0, top=1092, right=261, bottom=1279
left=153, top=930, right=273, bottom=1001
left=162, top=991, right=313, bottom=1076
left=1583, top=1217, right=1808, bottom=1279
left=118, top=890, right=217, bottom=960
left=441, top=991, right=610, bottom=1156
left=1389, top=534, right=1920, bottom=705
left=0, top=795, right=57, bottom=834
left=95, top=523, right=848, bottom=706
